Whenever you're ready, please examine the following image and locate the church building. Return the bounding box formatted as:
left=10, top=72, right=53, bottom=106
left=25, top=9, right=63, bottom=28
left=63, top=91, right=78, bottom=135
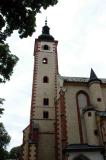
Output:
left=21, top=21, right=106, bottom=160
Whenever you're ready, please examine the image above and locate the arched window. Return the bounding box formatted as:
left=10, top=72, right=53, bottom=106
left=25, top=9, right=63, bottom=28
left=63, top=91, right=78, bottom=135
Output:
left=77, top=93, right=89, bottom=112
left=43, top=45, right=50, bottom=50
left=43, top=76, right=49, bottom=83
left=42, top=58, right=48, bottom=64
left=77, top=91, right=90, bottom=113
left=76, top=91, right=90, bottom=143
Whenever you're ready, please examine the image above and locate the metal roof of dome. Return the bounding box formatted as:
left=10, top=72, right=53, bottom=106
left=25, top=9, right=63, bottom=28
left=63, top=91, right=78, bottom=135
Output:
left=38, top=19, right=54, bottom=41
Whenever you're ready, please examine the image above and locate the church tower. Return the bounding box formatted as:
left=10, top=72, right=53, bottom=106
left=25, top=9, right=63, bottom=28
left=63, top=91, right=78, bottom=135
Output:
left=22, top=20, right=58, bottom=160
left=21, top=21, right=106, bottom=160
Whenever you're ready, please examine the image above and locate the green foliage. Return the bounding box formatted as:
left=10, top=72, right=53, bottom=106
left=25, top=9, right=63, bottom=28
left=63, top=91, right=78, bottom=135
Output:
left=0, top=0, right=58, bottom=40
left=0, top=1, right=58, bottom=159
left=0, top=43, right=19, bottom=83
left=0, top=98, right=5, bottom=116
left=0, top=122, right=10, bottom=159
left=0, top=148, right=9, bottom=160
left=0, top=123, right=11, bottom=149
left=9, top=145, right=21, bottom=159
left=0, top=0, right=57, bottom=118
left=0, top=0, right=58, bottom=83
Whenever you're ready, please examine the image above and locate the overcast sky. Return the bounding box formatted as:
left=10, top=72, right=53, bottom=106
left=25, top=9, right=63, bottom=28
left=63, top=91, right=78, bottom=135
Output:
left=1, top=0, right=106, bottom=150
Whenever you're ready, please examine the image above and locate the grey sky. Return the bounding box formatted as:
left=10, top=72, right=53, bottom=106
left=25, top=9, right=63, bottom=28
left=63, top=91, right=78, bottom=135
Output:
left=1, top=0, right=106, bottom=150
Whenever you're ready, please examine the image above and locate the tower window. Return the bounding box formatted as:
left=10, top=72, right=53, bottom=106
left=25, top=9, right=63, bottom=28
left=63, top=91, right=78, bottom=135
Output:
left=43, top=45, right=50, bottom=50
left=88, top=112, right=91, bottom=117
left=43, top=111, right=49, bottom=119
left=97, top=98, right=101, bottom=102
left=43, top=76, right=49, bottom=83
left=42, top=58, right=48, bottom=64
left=94, top=129, right=98, bottom=136
left=43, top=98, right=49, bottom=106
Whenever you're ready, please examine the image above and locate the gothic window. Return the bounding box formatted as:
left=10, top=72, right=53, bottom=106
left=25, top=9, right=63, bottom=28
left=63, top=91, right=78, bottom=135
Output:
left=78, top=93, right=88, bottom=112
left=77, top=91, right=90, bottom=113
left=43, top=98, right=49, bottom=106
left=43, top=111, right=49, bottom=119
left=42, top=58, right=48, bottom=64
left=42, top=45, right=50, bottom=50
left=76, top=91, right=90, bottom=143
left=43, top=76, right=49, bottom=83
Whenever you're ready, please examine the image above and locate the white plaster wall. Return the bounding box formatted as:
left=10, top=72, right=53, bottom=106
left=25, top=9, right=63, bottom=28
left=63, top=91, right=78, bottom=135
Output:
left=31, top=41, right=57, bottom=160
left=34, top=44, right=57, bottom=110
left=84, top=111, right=99, bottom=145
left=101, top=86, right=106, bottom=110
left=35, top=119, right=55, bottom=132
left=65, top=84, right=89, bottom=144
left=38, top=134, right=55, bottom=160
left=33, top=41, right=57, bottom=133
left=89, top=83, right=105, bottom=111
left=39, top=41, right=56, bottom=53
left=34, top=107, right=55, bottom=119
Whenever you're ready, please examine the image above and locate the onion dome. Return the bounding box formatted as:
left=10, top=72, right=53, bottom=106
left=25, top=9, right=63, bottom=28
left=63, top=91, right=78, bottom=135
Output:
left=38, top=19, right=54, bottom=41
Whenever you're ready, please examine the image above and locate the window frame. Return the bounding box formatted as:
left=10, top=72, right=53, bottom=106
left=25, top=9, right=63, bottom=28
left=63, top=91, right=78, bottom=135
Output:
left=43, top=98, right=49, bottom=106
left=43, top=76, right=49, bottom=83
left=42, top=45, right=50, bottom=50
left=42, top=58, right=48, bottom=64
left=43, top=111, right=49, bottom=119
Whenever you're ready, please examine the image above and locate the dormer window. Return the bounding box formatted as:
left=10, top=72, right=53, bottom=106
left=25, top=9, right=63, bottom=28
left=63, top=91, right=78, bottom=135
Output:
left=42, top=45, right=50, bottom=50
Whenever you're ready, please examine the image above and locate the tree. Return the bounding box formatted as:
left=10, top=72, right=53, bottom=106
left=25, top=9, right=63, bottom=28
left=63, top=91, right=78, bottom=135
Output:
left=0, top=148, right=9, bottom=160
left=9, top=145, right=21, bottom=160
left=0, top=0, right=58, bottom=83
left=0, top=43, right=19, bottom=115
left=0, top=0, right=58, bottom=40
left=0, top=0, right=58, bottom=109
left=0, top=98, right=4, bottom=117
left=0, top=0, right=58, bottom=158
left=0, top=123, right=10, bottom=149
left=0, top=43, right=19, bottom=83
left=0, top=0, right=58, bottom=88
left=0, top=123, right=11, bottom=160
